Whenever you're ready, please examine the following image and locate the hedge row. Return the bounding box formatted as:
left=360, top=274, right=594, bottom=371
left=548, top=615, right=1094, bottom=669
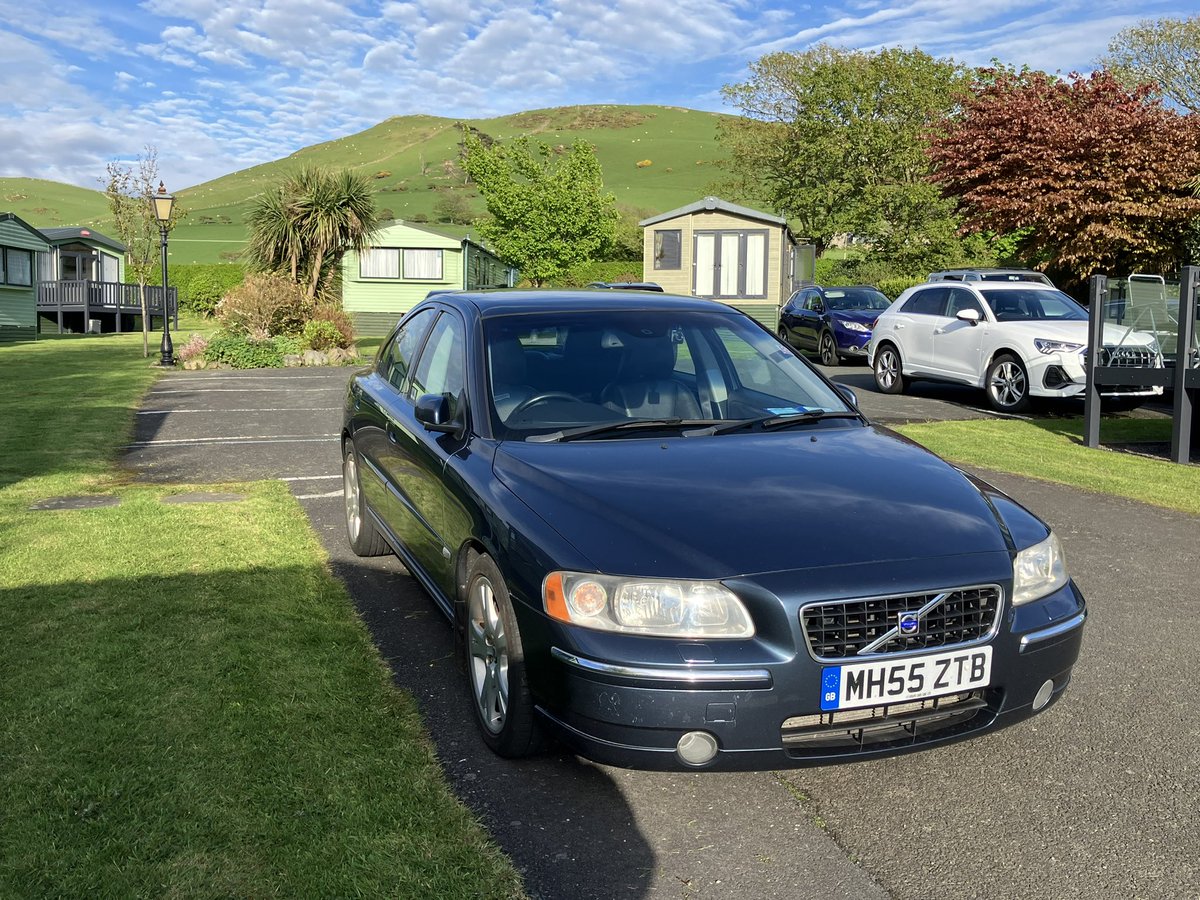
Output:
left=147, top=263, right=247, bottom=315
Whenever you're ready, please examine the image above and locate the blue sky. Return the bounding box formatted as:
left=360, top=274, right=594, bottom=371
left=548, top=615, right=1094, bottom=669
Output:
left=0, top=0, right=1189, bottom=190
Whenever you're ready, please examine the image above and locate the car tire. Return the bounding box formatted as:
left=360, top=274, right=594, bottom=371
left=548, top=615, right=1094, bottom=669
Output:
left=776, top=326, right=791, bottom=347
left=465, top=553, right=542, bottom=758
left=873, top=343, right=906, bottom=394
left=343, top=438, right=390, bottom=557
left=986, top=354, right=1032, bottom=413
left=819, top=330, right=841, bottom=367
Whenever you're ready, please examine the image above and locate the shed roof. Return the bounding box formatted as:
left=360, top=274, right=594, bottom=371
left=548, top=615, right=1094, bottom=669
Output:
left=639, top=196, right=788, bottom=228
left=0, top=212, right=52, bottom=250
left=39, top=226, right=126, bottom=253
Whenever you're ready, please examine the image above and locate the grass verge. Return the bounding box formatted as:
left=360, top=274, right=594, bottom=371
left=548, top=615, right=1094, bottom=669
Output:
left=0, top=336, right=523, bottom=897
left=896, top=416, right=1200, bottom=516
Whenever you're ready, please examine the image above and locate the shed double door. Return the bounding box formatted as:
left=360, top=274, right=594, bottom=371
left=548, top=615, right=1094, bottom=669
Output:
left=693, top=231, right=768, bottom=300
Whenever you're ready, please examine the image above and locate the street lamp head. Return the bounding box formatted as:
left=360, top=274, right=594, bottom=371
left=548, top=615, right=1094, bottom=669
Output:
left=151, top=181, right=175, bottom=224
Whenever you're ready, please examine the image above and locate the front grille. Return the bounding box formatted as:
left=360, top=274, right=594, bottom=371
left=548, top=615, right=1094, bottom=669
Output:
left=1100, top=345, right=1158, bottom=368
left=800, top=585, right=1001, bottom=661
left=781, top=690, right=996, bottom=753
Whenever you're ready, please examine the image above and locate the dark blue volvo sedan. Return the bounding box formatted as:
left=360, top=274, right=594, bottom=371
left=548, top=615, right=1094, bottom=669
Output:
left=342, top=290, right=1086, bottom=770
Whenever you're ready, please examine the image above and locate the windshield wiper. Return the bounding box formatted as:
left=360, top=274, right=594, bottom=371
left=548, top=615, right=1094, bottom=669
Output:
left=684, top=409, right=862, bottom=437
left=527, top=418, right=724, bottom=443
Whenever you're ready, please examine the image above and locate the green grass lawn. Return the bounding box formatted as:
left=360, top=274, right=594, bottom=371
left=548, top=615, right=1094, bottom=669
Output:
left=0, top=336, right=523, bottom=898
left=896, top=416, right=1200, bottom=516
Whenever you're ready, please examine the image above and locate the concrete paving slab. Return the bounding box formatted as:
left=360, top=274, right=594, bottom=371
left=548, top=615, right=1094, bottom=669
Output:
left=29, top=495, right=121, bottom=510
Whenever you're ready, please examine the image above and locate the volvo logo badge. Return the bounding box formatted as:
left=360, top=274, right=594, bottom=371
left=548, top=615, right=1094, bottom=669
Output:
left=898, top=612, right=920, bottom=636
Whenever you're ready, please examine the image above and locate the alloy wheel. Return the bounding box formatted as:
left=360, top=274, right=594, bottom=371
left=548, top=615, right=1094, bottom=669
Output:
left=989, top=360, right=1027, bottom=409
left=468, top=575, right=509, bottom=734
left=820, top=333, right=838, bottom=366
left=876, top=349, right=898, bottom=389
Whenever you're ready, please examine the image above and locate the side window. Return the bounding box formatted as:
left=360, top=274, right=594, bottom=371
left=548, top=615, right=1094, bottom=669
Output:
left=901, top=288, right=948, bottom=316
left=378, top=307, right=437, bottom=390
left=653, top=230, right=682, bottom=270
left=804, top=291, right=825, bottom=312
left=408, top=313, right=466, bottom=416
left=946, top=288, right=983, bottom=318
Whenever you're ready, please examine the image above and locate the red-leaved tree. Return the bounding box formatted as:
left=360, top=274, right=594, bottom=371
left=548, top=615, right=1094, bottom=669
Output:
left=928, top=69, right=1200, bottom=282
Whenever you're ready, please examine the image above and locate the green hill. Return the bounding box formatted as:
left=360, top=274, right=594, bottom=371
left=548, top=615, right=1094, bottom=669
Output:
left=2, top=105, right=738, bottom=265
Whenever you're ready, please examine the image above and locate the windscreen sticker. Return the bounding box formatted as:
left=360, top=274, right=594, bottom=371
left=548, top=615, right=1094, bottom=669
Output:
left=766, top=406, right=808, bottom=415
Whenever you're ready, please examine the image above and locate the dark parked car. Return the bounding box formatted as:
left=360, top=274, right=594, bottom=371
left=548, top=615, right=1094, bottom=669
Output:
left=778, top=285, right=891, bottom=366
left=342, top=290, right=1086, bottom=770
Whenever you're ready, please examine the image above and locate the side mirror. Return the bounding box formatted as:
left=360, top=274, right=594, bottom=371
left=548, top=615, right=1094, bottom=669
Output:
left=835, top=384, right=858, bottom=408
left=414, top=392, right=463, bottom=435
left=956, top=308, right=981, bottom=326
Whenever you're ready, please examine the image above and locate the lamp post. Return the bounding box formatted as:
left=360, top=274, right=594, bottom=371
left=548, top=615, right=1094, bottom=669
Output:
left=151, top=181, right=175, bottom=366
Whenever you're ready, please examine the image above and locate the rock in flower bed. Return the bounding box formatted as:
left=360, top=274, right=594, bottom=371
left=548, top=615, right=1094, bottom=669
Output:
left=181, top=346, right=361, bottom=370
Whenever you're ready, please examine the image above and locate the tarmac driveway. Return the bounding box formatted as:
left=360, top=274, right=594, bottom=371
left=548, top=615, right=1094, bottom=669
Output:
left=126, top=366, right=1199, bottom=900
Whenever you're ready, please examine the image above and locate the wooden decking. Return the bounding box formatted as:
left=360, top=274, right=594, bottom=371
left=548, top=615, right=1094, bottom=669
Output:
left=37, top=281, right=178, bottom=334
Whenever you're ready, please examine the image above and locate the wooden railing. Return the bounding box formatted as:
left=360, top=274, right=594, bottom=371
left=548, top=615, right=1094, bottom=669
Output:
left=37, top=280, right=178, bottom=333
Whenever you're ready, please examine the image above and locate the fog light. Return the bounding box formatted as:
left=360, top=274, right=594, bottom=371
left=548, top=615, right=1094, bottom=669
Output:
left=676, top=731, right=719, bottom=766
left=1032, top=679, right=1055, bottom=711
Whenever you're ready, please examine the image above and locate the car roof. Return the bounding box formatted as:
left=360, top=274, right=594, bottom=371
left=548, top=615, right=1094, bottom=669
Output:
left=432, top=289, right=740, bottom=319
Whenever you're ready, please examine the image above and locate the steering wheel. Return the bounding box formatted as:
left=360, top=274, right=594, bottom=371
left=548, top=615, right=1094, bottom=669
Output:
left=509, top=392, right=582, bottom=417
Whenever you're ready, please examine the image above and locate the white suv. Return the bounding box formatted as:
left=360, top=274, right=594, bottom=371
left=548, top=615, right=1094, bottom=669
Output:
left=867, top=282, right=1162, bottom=412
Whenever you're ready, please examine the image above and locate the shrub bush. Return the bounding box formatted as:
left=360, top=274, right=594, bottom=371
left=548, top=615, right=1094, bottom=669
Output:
left=204, top=333, right=301, bottom=369
left=149, top=264, right=246, bottom=316
left=177, top=333, right=209, bottom=363
left=310, top=305, right=355, bottom=348
left=877, top=275, right=926, bottom=298
left=302, top=319, right=344, bottom=351
left=217, top=273, right=307, bottom=339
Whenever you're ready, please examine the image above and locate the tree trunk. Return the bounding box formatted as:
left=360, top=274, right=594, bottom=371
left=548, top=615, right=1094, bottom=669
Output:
left=306, top=246, right=326, bottom=302
left=139, top=281, right=149, bottom=357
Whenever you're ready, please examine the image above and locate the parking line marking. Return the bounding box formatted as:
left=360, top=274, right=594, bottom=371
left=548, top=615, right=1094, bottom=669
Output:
left=280, top=475, right=341, bottom=482
left=126, top=435, right=339, bottom=447
left=295, top=490, right=342, bottom=500
left=138, top=407, right=341, bottom=414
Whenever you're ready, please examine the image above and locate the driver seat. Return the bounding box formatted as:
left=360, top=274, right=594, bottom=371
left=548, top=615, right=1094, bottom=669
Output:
left=488, top=335, right=534, bottom=421
left=603, top=338, right=702, bottom=419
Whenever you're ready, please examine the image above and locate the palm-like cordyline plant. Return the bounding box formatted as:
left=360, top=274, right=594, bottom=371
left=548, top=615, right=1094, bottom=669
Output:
left=245, top=167, right=380, bottom=302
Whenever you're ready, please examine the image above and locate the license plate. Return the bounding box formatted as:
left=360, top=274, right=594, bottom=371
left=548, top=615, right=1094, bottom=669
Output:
left=820, top=646, right=992, bottom=711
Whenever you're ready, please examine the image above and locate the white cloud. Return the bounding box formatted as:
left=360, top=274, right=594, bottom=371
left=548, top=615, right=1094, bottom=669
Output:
left=3, top=0, right=1184, bottom=189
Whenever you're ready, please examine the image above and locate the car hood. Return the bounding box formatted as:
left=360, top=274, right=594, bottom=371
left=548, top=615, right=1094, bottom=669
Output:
left=990, top=319, right=1158, bottom=347
left=493, top=425, right=1015, bottom=580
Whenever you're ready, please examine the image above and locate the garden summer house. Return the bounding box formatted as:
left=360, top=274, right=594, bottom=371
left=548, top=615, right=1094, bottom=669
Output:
left=640, top=197, right=807, bottom=327
left=341, top=220, right=516, bottom=336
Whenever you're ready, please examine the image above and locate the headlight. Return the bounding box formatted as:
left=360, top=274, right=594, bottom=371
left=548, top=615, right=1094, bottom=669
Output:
left=1011, top=532, right=1069, bottom=606
left=842, top=321, right=871, bottom=333
left=543, top=572, right=755, bottom=638
left=1033, top=338, right=1084, bottom=354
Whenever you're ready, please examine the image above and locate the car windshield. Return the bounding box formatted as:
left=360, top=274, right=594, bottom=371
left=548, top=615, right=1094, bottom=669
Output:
left=825, top=288, right=891, bottom=311
left=485, top=309, right=852, bottom=439
left=979, top=289, right=1087, bottom=322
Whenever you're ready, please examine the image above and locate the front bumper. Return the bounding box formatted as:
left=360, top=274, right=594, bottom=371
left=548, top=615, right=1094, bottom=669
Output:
left=1030, top=351, right=1163, bottom=399
left=534, top=582, right=1086, bottom=771
left=835, top=329, right=872, bottom=357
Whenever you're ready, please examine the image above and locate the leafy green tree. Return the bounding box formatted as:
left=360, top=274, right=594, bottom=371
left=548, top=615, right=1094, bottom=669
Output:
left=1101, top=16, right=1200, bottom=113
left=928, top=68, right=1200, bottom=281
left=718, top=45, right=966, bottom=260
left=459, top=131, right=618, bottom=286
left=103, top=147, right=174, bottom=357
left=432, top=191, right=474, bottom=225
left=245, top=166, right=380, bottom=302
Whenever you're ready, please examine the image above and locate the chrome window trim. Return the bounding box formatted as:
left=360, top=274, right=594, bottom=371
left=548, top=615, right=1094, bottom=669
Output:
left=550, top=647, right=772, bottom=685
left=798, top=583, right=1005, bottom=663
